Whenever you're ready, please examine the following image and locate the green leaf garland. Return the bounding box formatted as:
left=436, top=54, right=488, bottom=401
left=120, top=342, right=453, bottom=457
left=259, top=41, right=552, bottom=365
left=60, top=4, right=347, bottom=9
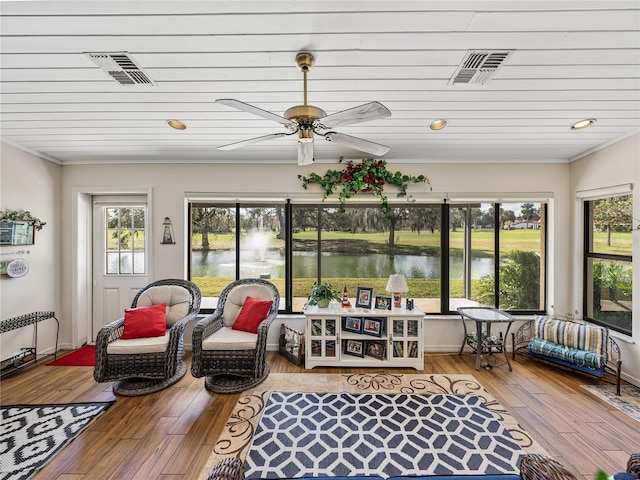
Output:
left=298, top=158, right=430, bottom=213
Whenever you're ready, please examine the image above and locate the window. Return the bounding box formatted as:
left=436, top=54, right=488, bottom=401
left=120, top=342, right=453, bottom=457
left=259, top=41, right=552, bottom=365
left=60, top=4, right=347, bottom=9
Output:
left=584, top=194, right=633, bottom=335
left=450, top=203, right=545, bottom=312
left=104, top=206, right=146, bottom=275
left=189, top=200, right=545, bottom=315
left=190, top=204, right=286, bottom=308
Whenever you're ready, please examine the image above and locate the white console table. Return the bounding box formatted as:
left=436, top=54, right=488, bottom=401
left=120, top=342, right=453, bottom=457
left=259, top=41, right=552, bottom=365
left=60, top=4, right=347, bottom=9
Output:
left=303, top=306, right=424, bottom=369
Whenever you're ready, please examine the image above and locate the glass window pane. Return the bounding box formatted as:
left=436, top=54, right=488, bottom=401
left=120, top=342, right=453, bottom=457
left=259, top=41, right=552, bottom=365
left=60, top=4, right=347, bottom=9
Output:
left=498, top=202, right=543, bottom=310
left=586, top=258, right=632, bottom=335
left=590, top=195, right=633, bottom=256
left=132, top=207, right=145, bottom=228
left=106, top=208, right=118, bottom=229
left=585, top=193, right=632, bottom=335
left=314, top=204, right=441, bottom=313
left=190, top=206, right=236, bottom=298
left=102, top=206, right=146, bottom=275
left=292, top=206, right=319, bottom=311
left=106, top=252, right=119, bottom=274
left=119, top=230, right=132, bottom=250
left=133, top=252, right=145, bottom=274
left=119, top=252, right=132, bottom=274
left=450, top=204, right=496, bottom=310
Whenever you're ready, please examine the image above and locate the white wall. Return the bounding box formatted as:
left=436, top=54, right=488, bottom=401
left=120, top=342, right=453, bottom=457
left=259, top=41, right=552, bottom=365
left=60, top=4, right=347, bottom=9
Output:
left=4, top=137, right=637, bottom=385
left=1, top=143, right=61, bottom=358
left=570, top=133, right=640, bottom=386
left=57, top=161, right=571, bottom=349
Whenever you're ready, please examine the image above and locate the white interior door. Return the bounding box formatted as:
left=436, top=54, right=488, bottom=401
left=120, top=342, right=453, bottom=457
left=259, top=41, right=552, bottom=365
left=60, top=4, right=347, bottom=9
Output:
left=92, top=197, right=149, bottom=340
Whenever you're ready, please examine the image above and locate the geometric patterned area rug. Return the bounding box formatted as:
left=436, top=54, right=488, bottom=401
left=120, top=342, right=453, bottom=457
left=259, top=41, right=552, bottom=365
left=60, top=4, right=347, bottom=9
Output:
left=581, top=384, right=640, bottom=422
left=199, top=373, right=546, bottom=480
left=0, top=402, right=114, bottom=480
left=245, top=392, right=524, bottom=478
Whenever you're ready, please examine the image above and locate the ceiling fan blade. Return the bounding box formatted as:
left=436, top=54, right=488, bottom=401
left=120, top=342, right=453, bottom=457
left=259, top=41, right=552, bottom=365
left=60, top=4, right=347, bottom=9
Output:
left=316, top=101, right=391, bottom=129
left=216, top=99, right=296, bottom=127
left=324, top=132, right=390, bottom=156
left=218, top=133, right=287, bottom=151
left=298, top=141, right=314, bottom=166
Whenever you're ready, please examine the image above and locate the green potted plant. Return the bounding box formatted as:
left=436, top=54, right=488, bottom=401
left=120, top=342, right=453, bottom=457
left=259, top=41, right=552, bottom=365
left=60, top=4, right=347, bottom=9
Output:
left=308, top=282, right=342, bottom=308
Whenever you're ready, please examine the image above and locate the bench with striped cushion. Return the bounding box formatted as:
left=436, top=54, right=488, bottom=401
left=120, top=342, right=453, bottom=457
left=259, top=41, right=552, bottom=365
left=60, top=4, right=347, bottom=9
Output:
left=526, top=316, right=608, bottom=377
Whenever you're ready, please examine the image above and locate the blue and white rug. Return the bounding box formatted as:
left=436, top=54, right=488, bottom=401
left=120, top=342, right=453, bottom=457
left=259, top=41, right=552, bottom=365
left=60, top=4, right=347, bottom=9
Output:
left=0, top=402, right=113, bottom=480
left=244, top=391, right=523, bottom=478
left=200, top=374, right=545, bottom=480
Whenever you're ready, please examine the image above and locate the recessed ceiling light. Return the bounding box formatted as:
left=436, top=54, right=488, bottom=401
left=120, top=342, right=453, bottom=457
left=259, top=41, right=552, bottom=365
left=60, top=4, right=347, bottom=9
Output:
left=167, top=119, right=186, bottom=130
left=570, top=118, right=596, bottom=130
left=430, top=119, right=448, bottom=130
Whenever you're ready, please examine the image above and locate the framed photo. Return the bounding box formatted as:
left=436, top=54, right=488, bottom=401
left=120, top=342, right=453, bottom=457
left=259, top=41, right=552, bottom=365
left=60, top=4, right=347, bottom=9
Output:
left=342, top=316, right=363, bottom=334
left=375, top=296, right=392, bottom=310
left=362, top=317, right=384, bottom=337
left=355, top=287, right=373, bottom=309
left=344, top=339, right=365, bottom=358
left=0, top=221, right=35, bottom=246
left=365, top=340, right=387, bottom=361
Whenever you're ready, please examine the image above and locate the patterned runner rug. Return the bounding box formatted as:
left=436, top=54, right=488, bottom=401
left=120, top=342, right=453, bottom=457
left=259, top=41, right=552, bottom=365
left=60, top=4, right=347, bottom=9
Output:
left=0, top=402, right=113, bottom=480
left=200, top=373, right=545, bottom=480
left=581, top=384, right=640, bottom=422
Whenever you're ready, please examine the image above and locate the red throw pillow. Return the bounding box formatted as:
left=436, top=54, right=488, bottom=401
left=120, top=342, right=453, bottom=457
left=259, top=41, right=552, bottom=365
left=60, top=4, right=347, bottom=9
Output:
left=121, top=303, right=167, bottom=339
left=232, top=296, right=273, bottom=334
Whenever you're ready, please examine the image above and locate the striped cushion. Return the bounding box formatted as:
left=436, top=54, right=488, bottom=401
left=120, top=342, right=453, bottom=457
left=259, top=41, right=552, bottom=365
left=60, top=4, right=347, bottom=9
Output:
left=533, top=316, right=608, bottom=359
left=527, top=337, right=606, bottom=369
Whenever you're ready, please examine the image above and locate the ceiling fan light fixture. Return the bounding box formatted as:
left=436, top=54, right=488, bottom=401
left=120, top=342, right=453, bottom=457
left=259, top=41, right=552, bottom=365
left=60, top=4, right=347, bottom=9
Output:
left=571, top=118, right=596, bottom=130
left=430, top=119, right=448, bottom=130
left=167, top=119, right=186, bottom=130
left=298, top=129, right=314, bottom=143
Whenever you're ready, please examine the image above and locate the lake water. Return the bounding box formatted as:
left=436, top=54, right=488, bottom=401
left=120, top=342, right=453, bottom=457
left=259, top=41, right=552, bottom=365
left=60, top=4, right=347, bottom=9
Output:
left=191, top=250, right=494, bottom=280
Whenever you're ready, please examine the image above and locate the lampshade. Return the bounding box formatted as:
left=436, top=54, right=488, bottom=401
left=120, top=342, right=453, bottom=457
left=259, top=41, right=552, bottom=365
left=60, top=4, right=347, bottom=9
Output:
left=386, top=274, right=408, bottom=293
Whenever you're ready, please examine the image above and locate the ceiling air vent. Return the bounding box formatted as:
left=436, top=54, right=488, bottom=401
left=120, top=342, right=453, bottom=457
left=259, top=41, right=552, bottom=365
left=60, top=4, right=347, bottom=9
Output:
left=86, top=52, right=156, bottom=86
left=448, top=50, right=512, bottom=85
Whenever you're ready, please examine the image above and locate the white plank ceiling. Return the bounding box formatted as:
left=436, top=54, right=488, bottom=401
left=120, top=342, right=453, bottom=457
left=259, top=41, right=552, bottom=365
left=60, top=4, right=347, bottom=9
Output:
left=1, top=1, right=639, bottom=165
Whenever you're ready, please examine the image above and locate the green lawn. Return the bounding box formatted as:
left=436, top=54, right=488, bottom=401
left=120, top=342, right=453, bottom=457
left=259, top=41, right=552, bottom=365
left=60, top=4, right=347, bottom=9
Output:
left=193, top=228, right=547, bottom=257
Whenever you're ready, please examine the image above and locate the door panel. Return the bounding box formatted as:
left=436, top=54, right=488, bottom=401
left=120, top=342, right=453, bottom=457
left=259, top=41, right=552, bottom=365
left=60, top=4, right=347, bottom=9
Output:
left=92, top=199, right=148, bottom=340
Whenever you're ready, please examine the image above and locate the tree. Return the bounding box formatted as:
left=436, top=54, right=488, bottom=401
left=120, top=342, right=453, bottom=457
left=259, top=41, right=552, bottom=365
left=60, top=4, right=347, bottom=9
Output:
left=520, top=203, right=539, bottom=228
left=475, top=250, right=540, bottom=309
left=592, top=195, right=632, bottom=246
left=192, top=207, right=233, bottom=251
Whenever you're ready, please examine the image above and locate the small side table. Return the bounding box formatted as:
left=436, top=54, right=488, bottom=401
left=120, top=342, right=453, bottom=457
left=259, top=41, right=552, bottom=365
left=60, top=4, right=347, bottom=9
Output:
left=457, top=307, right=514, bottom=371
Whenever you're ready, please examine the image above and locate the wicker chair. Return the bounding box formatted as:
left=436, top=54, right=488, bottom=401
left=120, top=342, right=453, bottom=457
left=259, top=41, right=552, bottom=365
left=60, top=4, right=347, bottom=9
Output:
left=191, top=278, right=279, bottom=394
left=94, top=278, right=201, bottom=396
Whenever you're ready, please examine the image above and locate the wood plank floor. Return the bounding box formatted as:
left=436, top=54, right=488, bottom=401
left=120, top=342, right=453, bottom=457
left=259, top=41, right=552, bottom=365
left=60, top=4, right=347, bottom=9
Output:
left=1, top=350, right=637, bottom=480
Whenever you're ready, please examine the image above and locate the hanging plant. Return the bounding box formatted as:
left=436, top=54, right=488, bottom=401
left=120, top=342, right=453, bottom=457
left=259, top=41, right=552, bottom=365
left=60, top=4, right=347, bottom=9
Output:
left=0, top=209, right=46, bottom=230
left=298, top=158, right=430, bottom=213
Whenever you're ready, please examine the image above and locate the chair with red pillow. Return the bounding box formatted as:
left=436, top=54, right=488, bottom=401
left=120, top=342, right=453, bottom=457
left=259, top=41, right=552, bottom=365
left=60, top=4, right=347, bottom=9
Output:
left=191, top=278, right=279, bottom=394
left=94, top=278, right=201, bottom=396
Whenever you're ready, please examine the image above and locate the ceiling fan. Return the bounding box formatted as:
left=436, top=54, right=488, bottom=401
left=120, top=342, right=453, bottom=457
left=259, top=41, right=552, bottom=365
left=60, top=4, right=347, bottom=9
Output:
left=216, top=52, right=392, bottom=166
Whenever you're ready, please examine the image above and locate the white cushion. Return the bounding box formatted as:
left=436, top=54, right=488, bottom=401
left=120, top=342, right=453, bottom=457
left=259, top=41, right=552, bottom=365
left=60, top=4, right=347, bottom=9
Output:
left=223, top=284, right=274, bottom=327
left=136, top=285, right=191, bottom=327
left=107, top=332, right=170, bottom=354
left=202, top=326, right=258, bottom=351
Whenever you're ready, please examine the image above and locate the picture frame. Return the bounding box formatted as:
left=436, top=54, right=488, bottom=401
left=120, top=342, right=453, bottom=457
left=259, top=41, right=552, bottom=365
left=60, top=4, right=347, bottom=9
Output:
left=355, top=286, right=373, bottom=309
left=0, top=220, right=35, bottom=246
left=344, top=339, right=365, bottom=358
left=342, top=316, right=363, bottom=334
left=362, top=317, right=384, bottom=337
left=375, top=296, right=392, bottom=310
left=365, top=340, right=387, bottom=361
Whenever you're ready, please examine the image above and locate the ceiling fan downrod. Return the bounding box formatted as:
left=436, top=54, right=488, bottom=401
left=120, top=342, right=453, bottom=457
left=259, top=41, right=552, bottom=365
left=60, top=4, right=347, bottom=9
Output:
left=284, top=52, right=326, bottom=132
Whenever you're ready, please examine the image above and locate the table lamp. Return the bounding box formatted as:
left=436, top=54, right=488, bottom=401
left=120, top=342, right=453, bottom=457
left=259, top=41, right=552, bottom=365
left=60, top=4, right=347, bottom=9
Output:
left=386, top=274, right=409, bottom=308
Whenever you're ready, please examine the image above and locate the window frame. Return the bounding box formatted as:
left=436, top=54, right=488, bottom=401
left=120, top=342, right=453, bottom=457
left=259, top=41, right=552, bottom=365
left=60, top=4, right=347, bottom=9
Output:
left=582, top=193, right=633, bottom=335
left=188, top=199, right=546, bottom=316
